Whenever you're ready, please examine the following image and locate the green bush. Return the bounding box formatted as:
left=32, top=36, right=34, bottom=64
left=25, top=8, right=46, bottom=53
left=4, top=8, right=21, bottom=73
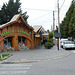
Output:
left=49, top=32, right=53, bottom=39
left=47, top=38, right=53, bottom=43
left=44, top=42, right=53, bottom=49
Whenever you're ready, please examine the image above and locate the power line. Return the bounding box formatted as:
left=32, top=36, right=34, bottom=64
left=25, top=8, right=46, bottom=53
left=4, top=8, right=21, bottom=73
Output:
left=29, top=13, right=51, bottom=22
left=21, top=8, right=57, bottom=12
left=55, top=0, right=65, bottom=26
left=59, top=0, right=65, bottom=10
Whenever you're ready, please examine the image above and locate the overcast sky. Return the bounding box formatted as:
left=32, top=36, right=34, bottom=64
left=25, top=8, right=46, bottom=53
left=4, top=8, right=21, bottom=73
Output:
left=0, top=0, right=72, bottom=31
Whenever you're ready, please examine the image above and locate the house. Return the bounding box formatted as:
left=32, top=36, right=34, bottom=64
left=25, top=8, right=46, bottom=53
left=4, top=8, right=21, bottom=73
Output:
left=33, top=25, right=45, bottom=46
left=0, top=14, right=44, bottom=51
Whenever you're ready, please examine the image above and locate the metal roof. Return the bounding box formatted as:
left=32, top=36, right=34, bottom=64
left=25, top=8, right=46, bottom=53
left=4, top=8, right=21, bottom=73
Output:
left=0, top=14, right=34, bottom=30
left=33, top=25, right=42, bottom=32
left=33, top=25, right=45, bottom=33
left=10, top=14, right=20, bottom=22
left=0, top=14, right=20, bottom=28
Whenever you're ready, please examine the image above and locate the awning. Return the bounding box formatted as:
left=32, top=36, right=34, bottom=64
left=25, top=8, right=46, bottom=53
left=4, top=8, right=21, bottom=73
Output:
left=35, top=34, right=40, bottom=37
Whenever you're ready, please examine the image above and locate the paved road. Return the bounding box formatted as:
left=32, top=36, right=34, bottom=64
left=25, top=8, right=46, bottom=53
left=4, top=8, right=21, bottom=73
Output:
left=0, top=45, right=70, bottom=63
left=0, top=50, right=75, bottom=75
left=0, top=45, right=75, bottom=75
left=0, top=63, right=32, bottom=75
left=26, top=50, right=75, bottom=75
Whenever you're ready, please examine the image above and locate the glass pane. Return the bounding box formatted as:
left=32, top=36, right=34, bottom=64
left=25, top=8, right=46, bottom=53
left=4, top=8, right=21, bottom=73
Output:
left=22, top=37, right=25, bottom=43
left=4, top=37, right=12, bottom=48
left=18, top=37, right=26, bottom=47
left=8, top=37, right=12, bottom=48
left=18, top=37, right=21, bottom=43
left=4, top=38, right=7, bottom=48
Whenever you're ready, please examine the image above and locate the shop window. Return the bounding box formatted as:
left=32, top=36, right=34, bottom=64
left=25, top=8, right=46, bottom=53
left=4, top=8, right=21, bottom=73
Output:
left=4, top=37, right=12, bottom=48
left=4, top=38, right=7, bottom=48
left=18, top=37, right=26, bottom=47
left=22, top=37, right=25, bottom=43
left=18, top=37, right=21, bottom=43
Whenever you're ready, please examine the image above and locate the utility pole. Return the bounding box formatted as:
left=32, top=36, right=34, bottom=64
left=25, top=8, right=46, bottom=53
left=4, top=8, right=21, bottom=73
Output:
left=51, top=25, right=53, bottom=32
left=57, top=0, right=60, bottom=33
left=57, top=0, right=60, bottom=50
left=53, top=11, right=55, bottom=33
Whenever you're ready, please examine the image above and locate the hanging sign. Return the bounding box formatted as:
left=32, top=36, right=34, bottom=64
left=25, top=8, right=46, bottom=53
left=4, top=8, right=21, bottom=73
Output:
left=17, top=30, right=29, bottom=36
left=0, top=30, right=14, bottom=36
left=35, top=34, right=40, bottom=37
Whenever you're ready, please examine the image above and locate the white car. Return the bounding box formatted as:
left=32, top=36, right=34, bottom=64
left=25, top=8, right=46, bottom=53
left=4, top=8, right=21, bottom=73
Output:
left=63, top=41, right=75, bottom=50
left=60, top=39, right=68, bottom=48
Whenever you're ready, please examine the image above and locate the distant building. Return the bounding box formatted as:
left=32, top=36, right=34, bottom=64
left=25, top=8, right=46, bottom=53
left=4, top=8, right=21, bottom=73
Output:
left=33, top=25, right=45, bottom=46
left=42, top=33, right=49, bottom=40
left=33, top=25, right=45, bottom=35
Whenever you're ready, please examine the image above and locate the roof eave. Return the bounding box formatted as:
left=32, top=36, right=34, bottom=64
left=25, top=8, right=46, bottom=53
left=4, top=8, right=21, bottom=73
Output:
left=0, top=21, right=17, bottom=29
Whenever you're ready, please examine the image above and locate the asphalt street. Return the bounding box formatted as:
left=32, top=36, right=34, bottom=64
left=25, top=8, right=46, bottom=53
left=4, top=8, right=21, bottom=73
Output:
left=27, top=50, right=75, bottom=75
left=0, top=45, right=70, bottom=63
left=0, top=45, right=75, bottom=75
left=0, top=50, right=75, bottom=75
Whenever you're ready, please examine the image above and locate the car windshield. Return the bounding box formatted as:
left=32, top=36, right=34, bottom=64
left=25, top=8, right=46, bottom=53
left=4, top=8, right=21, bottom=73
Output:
left=65, top=41, right=73, bottom=44
left=60, top=39, right=68, bottom=43
left=62, top=40, right=68, bottom=43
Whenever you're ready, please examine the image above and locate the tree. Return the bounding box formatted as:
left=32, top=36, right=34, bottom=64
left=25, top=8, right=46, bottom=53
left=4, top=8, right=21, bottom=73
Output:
left=0, top=3, right=7, bottom=25
left=45, top=32, right=53, bottom=49
left=49, top=32, right=53, bottom=39
left=54, top=26, right=58, bottom=33
left=47, top=30, right=49, bottom=33
left=0, top=0, right=29, bottom=25
left=60, top=0, right=75, bottom=38
left=68, top=0, right=75, bottom=38
left=22, top=12, right=29, bottom=23
left=69, top=8, right=75, bottom=38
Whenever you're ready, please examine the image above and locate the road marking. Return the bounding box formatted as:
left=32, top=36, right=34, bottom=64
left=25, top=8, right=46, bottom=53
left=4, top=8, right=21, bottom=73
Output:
left=0, top=71, right=27, bottom=74
left=0, top=64, right=32, bottom=75
left=1, top=64, right=32, bottom=67
left=0, top=67, right=30, bottom=70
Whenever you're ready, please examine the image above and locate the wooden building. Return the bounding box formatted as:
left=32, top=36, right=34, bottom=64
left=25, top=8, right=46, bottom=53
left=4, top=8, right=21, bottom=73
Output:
left=33, top=25, right=45, bottom=46
left=42, top=33, right=49, bottom=40
left=0, top=14, right=44, bottom=51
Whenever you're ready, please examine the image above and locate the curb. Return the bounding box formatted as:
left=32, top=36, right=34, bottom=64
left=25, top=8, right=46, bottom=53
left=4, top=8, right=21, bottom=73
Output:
left=0, top=54, right=13, bottom=61
left=16, top=51, right=71, bottom=63
left=1, top=51, right=71, bottom=64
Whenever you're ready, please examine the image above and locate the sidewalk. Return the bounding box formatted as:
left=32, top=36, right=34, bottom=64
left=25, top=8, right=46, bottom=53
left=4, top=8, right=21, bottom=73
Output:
left=0, top=45, right=70, bottom=63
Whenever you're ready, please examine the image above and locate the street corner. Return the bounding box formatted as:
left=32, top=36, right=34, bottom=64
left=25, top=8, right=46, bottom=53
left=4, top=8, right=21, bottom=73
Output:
left=13, top=51, right=71, bottom=63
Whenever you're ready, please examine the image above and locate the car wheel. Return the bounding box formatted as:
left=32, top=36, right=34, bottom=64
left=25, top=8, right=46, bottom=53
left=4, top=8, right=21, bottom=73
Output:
left=65, top=48, right=67, bottom=50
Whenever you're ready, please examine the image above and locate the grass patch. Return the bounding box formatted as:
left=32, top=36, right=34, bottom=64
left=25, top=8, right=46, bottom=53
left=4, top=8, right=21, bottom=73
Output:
left=0, top=54, right=13, bottom=61
left=0, top=54, right=10, bottom=58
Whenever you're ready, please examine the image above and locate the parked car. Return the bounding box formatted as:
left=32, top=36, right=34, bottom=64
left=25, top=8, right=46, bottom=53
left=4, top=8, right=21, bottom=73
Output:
left=63, top=41, right=75, bottom=50
left=60, top=39, right=68, bottom=48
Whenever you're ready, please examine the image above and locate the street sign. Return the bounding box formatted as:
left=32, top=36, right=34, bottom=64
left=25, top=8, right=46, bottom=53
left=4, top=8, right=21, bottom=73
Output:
left=54, top=33, right=61, bottom=50
left=54, top=33, right=61, bottom=38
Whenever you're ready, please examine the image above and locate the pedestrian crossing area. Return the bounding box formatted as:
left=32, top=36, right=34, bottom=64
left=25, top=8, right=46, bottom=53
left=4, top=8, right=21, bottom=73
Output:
left=0, top=63, right=32, bottom=75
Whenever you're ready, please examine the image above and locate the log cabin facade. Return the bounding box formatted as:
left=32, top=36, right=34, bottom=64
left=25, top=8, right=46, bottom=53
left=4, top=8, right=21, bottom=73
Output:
left=0, top=14, right=43, bottom=51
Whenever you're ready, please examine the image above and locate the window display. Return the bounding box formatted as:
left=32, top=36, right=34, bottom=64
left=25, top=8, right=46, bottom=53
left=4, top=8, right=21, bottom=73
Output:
left=4, top=37, right=12, bottom=48
left=18, top=37, right=26, bottom=47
